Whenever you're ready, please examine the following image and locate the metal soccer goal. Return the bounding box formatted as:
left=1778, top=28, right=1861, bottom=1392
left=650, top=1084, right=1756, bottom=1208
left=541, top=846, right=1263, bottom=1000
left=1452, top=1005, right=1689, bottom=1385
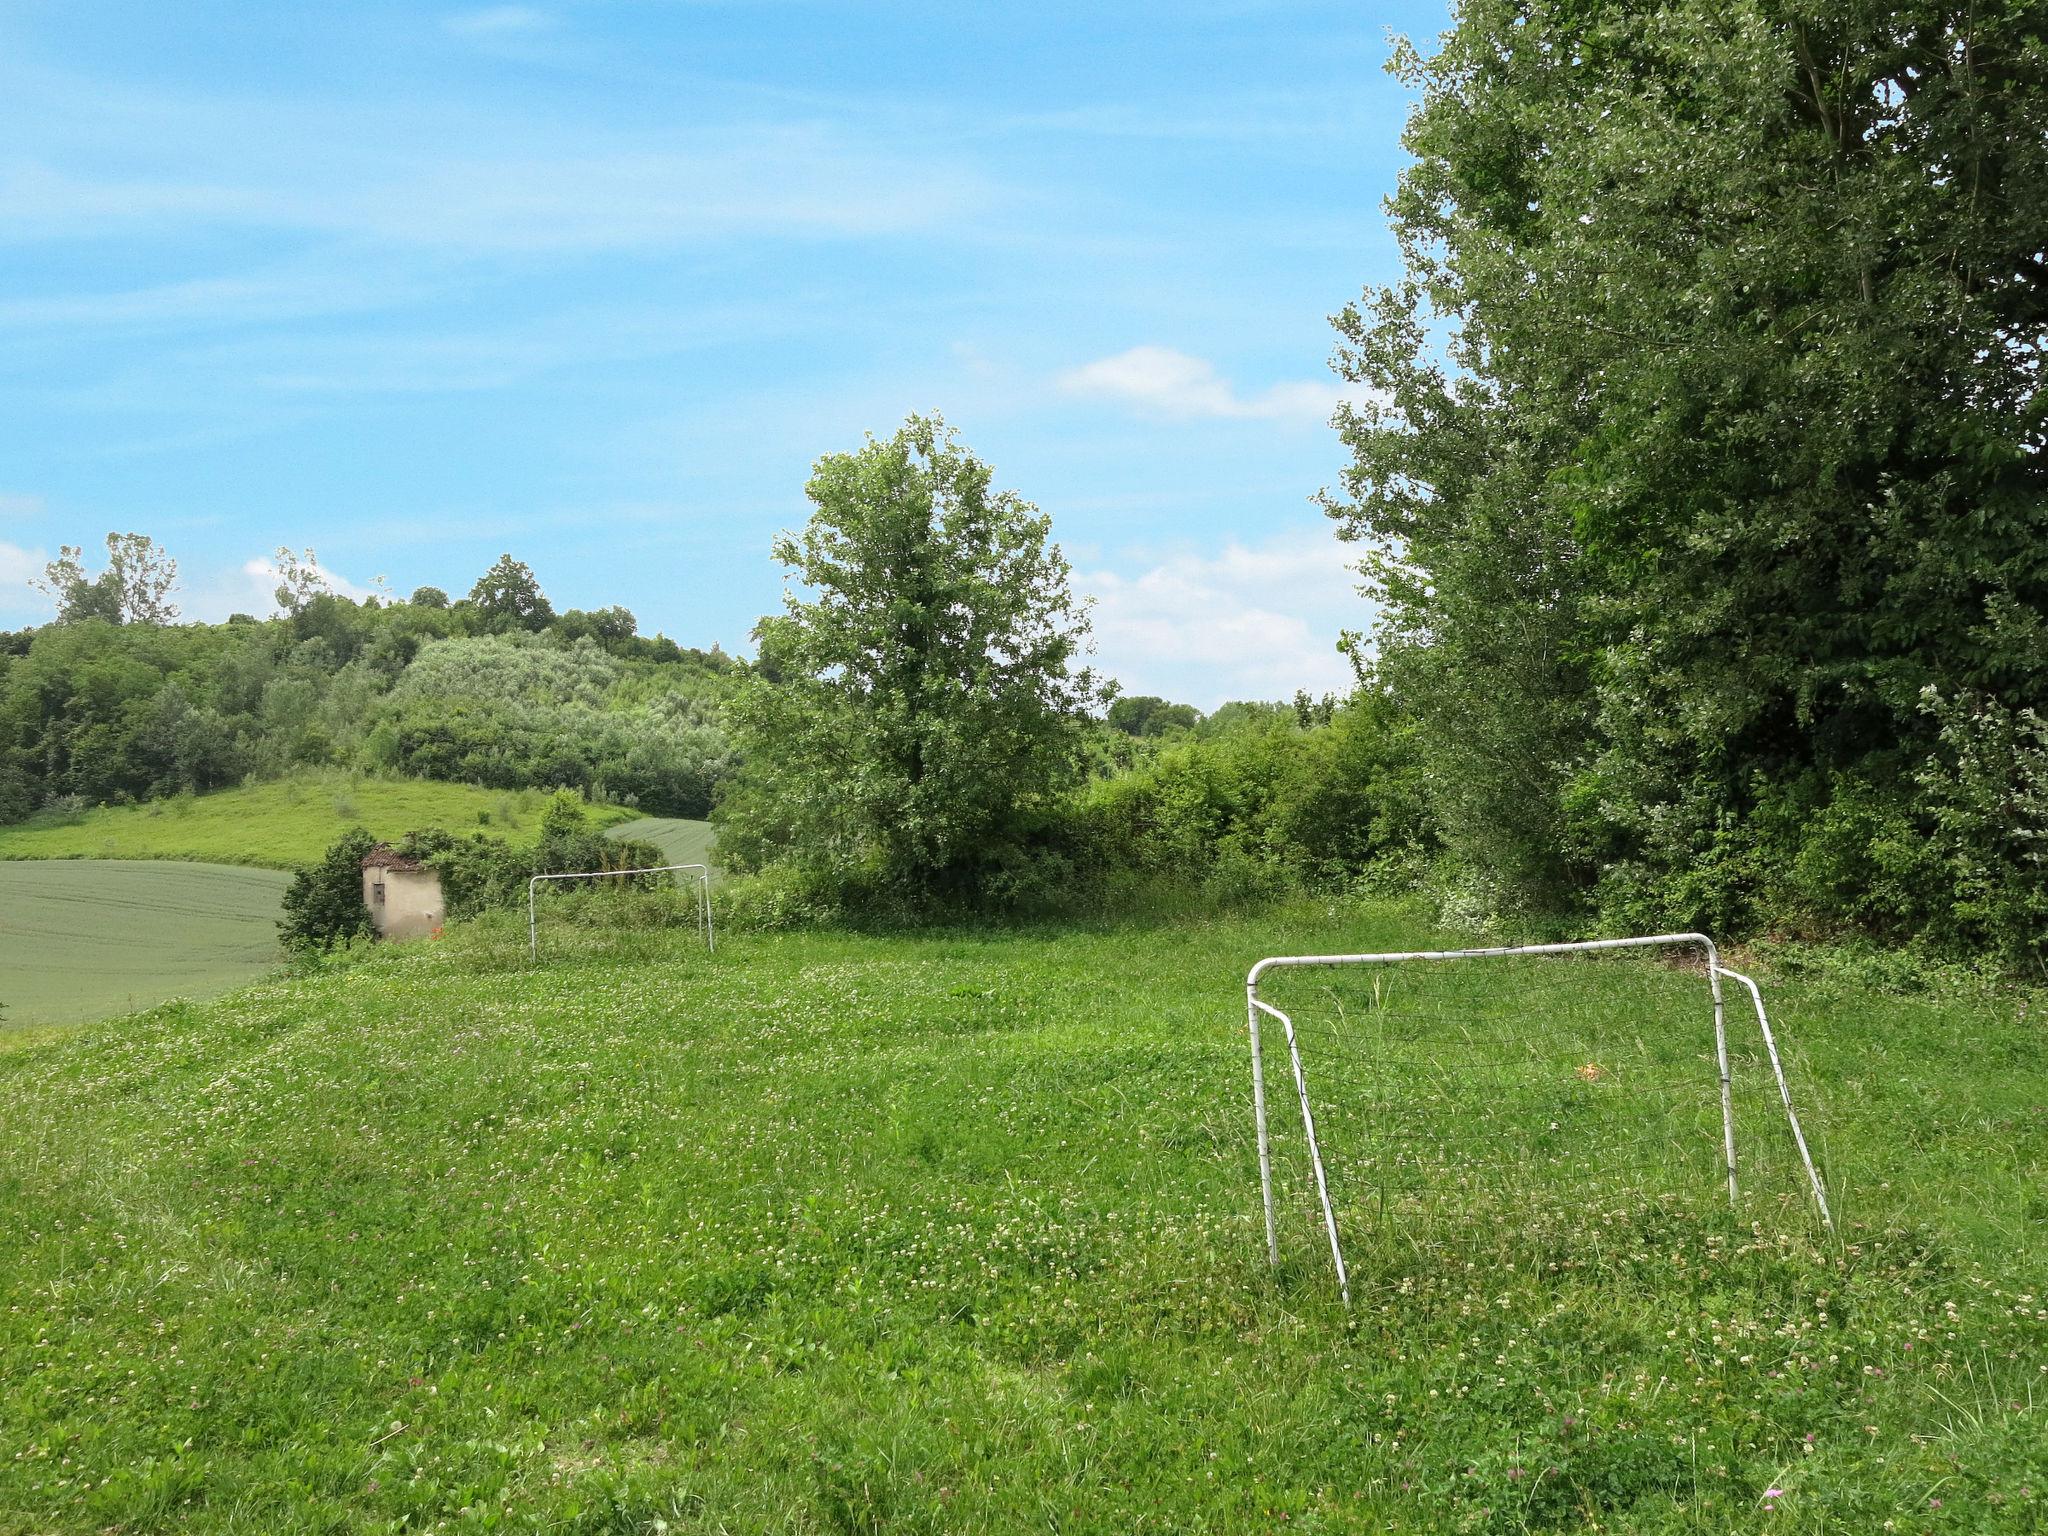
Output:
left=527, top=862, right=714, bottom=959
left=1245, top=933, right=1832, bottom=1305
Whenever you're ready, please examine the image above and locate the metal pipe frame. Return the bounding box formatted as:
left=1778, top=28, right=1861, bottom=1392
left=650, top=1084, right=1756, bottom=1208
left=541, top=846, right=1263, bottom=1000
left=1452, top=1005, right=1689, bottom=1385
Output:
left=1245, top=932, right=1832, bottom=1306
left=528, top=862, right=714, bottom=960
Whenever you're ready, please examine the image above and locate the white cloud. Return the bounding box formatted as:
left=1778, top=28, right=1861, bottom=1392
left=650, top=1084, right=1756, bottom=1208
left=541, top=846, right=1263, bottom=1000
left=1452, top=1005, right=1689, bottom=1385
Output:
left=0, top=109, right=991, bottom=255
left=0, top=540, right=53, bottom=626
left=1078, top=525, right=1367, bottom=710
left=1058, top=345, right=1344, bottom=424
left=181, top=551, right=376, bottom=622
left=445, top=7, right=552, bottom=37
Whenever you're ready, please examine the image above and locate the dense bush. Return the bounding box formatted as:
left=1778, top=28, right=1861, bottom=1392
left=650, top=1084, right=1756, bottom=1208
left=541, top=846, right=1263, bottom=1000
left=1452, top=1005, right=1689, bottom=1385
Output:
left=1071, top=693, right=1432, bottom=900
left=278, top=826, right=379, bottom=952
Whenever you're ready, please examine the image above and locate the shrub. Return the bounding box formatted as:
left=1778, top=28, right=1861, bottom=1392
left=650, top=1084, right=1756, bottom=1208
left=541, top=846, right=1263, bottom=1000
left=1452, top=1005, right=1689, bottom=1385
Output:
left=279, top=826, right=378, bottom=952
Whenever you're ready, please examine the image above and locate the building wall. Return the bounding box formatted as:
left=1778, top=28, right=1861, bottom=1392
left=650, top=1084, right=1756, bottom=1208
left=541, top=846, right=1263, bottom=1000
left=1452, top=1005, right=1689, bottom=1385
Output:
left=362, top=866, right=444, bottom=941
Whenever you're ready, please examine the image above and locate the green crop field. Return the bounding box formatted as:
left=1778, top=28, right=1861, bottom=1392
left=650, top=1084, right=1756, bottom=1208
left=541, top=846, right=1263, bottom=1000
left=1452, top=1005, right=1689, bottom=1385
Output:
left=0, top=774, right=641, bottom=870
left=0, top=860, right=290, bottom=1030
left=606, top=815, right=716, bottom=871
left=1, top=904, right=2041, bottom=1532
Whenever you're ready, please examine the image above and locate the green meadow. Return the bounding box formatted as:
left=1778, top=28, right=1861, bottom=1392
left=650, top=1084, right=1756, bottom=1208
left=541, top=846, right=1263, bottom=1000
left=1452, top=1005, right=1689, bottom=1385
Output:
left=0, top=774, right=641, bottom=870
left=0, top=860, right=289, bottom=1030
left=605, top=816, right=717, bottom=872
left=2, top=903, right=2040, bottom=1533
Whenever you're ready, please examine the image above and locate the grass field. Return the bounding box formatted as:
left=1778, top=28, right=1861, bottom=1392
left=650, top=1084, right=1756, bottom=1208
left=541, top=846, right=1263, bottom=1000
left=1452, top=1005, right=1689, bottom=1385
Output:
left=606, top=815, right=716, bottom=871
left=0, top=860, right=289, bottom=1030
left=1, top=903, right=2041, bottom=1532
left=0, top=774, right=641, bottom=870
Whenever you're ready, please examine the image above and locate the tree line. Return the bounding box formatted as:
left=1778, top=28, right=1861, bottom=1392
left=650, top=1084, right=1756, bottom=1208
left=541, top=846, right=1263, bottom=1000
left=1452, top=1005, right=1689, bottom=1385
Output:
left=0, top=548, right=740, bottom=822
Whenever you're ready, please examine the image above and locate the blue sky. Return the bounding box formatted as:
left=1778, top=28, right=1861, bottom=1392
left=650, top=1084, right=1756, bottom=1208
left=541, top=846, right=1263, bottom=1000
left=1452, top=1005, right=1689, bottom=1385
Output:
left=0, top=0, right=1446, bottom=707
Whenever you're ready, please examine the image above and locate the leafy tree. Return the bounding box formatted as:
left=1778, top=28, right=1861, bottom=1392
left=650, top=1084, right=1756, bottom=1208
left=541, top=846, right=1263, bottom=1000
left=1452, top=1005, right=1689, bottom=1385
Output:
left=279, top=826, right=378, bottom=952
left=469, top=554, right=555, bottom=632
left=34, top=533, right=180, bottom=625
left=1106, top=695, right=1201, bottom=737
left=554, top=605, right=638, bottom=652
left=409, top=586, right=450, bottom=609
left=1330, top=0, right=2048, bottom=944
left=271, top=548, right=329, bottom=617
left=719, top=414, right=1106, bottom=901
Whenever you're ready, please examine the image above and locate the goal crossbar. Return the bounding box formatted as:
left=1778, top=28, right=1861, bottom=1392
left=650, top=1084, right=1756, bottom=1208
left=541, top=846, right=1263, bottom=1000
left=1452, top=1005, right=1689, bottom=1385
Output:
left=528, top=862, right=714, bottom=959
left=1245, top=932, right=1833, bottom=1305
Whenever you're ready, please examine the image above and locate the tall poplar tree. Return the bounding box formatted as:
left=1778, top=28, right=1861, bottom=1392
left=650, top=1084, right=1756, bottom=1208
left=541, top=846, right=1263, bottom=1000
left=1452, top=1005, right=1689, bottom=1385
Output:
left=1332, top=1, right=2047, bottom=950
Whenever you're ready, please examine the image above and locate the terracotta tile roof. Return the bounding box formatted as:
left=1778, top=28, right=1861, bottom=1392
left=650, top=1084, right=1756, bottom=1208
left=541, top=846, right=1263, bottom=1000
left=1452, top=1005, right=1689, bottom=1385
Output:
left=361, top=844, right=428, bottom=873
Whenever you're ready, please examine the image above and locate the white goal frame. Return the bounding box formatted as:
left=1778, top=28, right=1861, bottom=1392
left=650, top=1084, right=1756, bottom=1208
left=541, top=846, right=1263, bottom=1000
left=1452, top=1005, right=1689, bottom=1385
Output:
left=528, top=863, right=714, bottom=959
left=1246, top=932, right=1832, bottom=1305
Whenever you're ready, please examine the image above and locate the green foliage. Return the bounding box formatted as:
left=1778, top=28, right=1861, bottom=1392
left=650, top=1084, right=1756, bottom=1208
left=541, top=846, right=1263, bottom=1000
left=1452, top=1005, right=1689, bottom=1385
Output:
left=2, top=906, right=2042, bottom=1529
left=1912, top=689, right=2048, bottom=963
left=0, top=586, right=736, bottom=824
left=1332, top=0, right=2048, bottom=954
left=367, top=632, right=734, bottom=816
left=33, top=532, right=181, bottom=626
left=391, top=795, right=672, bottom=922
left=278, top=825, right=378, bottom=952
left=467, top=553, right=555, bottom=633
left=719, top=414, right=1107, bottom=906
left=1075, top=692, right=1432, bottom=898
left=1104, top=694, right=1200, bottom=738
left=553, top=604, right=638, bottom=651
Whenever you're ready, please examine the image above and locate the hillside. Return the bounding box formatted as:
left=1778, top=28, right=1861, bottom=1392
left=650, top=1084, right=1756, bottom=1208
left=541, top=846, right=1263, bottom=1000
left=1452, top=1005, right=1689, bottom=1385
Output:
left=604, top=815, right=716, bottom=871
left=0, top=775, right=640, bottom=869
left=1, top=905, right=2040, bottom=1531
left=1, top=601, right=740, bottom=832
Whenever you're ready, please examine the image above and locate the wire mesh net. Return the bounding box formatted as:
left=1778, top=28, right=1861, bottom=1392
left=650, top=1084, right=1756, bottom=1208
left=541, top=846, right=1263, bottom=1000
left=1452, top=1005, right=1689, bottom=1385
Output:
left=1252, top=949, right=1831, bottom=1276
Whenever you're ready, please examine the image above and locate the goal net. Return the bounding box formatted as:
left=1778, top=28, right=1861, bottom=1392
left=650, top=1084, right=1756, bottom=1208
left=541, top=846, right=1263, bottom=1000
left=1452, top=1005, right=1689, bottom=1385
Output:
left=527, top=863, right=714, bottom=959
left=1245, top=935, right=1832, bottom=1304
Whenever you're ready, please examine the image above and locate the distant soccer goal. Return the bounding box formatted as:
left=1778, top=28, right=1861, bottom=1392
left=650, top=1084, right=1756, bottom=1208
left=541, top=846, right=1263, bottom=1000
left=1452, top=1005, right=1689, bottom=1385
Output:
left=1245, top=934, right=1832, bottom=1305
left=528, top=863, right=714, bottom=960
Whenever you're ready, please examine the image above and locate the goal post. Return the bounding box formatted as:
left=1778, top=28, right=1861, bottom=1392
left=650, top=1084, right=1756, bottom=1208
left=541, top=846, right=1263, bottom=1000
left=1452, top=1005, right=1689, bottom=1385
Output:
left=1245, top=932, right=1832, bottom=1306
left=527, top=862, right=714, bottom=959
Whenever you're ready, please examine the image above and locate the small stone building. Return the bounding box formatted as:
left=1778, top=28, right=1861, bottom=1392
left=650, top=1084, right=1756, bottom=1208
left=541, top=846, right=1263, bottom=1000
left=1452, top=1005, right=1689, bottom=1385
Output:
left=360, top=844, right=445, bottom=941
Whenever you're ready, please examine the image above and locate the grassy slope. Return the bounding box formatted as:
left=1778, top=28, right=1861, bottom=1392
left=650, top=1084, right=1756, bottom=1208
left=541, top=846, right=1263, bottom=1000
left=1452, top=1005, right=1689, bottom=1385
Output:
left=0, top=860, right=289, bottom=1028
left=605, top=816, right=716, bottom=870
left=0, top=906, right=2041, bottom=1533
left=0, top=775, right=640, bottom=869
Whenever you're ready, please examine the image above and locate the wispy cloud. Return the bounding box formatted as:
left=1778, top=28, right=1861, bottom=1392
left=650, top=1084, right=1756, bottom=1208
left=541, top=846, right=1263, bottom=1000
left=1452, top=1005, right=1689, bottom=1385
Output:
left=444, top=6, right=553, bottom=38
left=0, top=540, right=46, bottom=584
left=0, top=61, right=995, bottom=256
left=1079, top=526, right=1364, bottom=709
left=0, top=493, right=51, bottom=521
left=1059, top=345, right=1343, bottom=424
left=0, top=540, right=53, bottom=625
left=0, top=268, right=424, bottom=332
